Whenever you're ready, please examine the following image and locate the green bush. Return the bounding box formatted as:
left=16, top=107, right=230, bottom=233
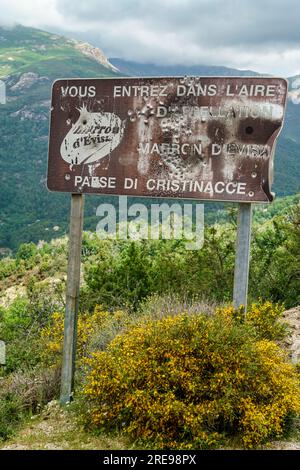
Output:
left=83, top=228, right=236, bottom=311
left=16, top=242, right=37, bottom=263
left=0, top=257, right=17, bottom=281
left=0, top=279, right=64, bottom=372
left=250, top=203, right=300, bottom=308
left=82, top=202, right=300, bottom=311
left=82, top=304, right=300, bottom=449
left=0, top=392, right=22, bottom=441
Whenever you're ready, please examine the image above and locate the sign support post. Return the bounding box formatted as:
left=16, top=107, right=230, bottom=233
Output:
left=233, top=202, right=252, bottom=311
left=60, top=193, right=84, bottom=405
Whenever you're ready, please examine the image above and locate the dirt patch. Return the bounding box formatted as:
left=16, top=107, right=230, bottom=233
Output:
left=0, top=285, right=27, bottom=308
left=0, top=400, right=130, bottom=451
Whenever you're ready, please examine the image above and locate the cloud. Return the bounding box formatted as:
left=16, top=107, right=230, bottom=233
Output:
left=57, top=0, right=300, bottom=48
left=0, top=0, right=61, bottom=27
left=1, top=0, right=300, bottom=76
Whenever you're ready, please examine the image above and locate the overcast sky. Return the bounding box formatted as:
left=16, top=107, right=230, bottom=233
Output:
left=1, top=0, right=300, bottom=76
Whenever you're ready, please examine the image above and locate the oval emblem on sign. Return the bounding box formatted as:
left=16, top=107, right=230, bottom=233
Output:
left=60, top=107, right=125, bottom=165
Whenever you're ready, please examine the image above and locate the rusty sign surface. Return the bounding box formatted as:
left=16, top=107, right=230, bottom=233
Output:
left=47, top=77, right=287, bottom=202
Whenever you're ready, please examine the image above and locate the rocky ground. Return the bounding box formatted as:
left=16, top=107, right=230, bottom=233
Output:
left=1, top=400, right=300, bottom=451
left=0, top=401, right=130, bottom=451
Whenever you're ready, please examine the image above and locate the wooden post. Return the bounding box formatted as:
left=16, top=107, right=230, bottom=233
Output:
left=233, top=203, right=252, bottom=311
left=60, top=193, right=84, bottom=405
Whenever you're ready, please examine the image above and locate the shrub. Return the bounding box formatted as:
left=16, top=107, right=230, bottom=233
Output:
left=83, top=240, right=155, bottom=310
left=0, top=257, right=16, bottom=281
left=82, top=310, right=300, bottom=449
left=83, top=230, right=236, bottom=311
left=0, top=367, right=60, bottom=441
left=137, top=293, right=218, bottom=321
left=216, top=300, right=288, bottom=341
left=246, top=301, right=288, bottom=341
left=0, top=281, right=64, bottom=372
left=81, top=202, right=300, bottom=311
left=0, top=391, right=22, bottom=441
left=250, top=203, right=300, bottom=308
left=16, top=242, right=37, bottom=264
left=40, top=297, right=216, bottom=366
left=0, top=297, right=43, bottom=372
left=40, top=306, right=127, bottom=366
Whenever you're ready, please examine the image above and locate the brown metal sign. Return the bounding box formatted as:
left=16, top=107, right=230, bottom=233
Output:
left=47, top=76, right=287, bottom=202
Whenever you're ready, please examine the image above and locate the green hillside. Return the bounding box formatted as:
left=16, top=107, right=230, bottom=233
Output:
left=0, top=25, right=121, bottom=251
left=0, top=25, right=117, bottom=79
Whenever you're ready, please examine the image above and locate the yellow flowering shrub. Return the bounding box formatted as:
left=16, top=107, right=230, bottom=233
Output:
left=239, top=340, right=300, bottom=447
left=216, top=300, right=288, bottom=341
left=40, top=306, right=128, bottom=365
left=246, top=301, right=287, bottom=340
left=82, top=311, right=300, bottom=449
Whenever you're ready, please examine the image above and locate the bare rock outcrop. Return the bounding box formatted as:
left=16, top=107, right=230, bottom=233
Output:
left=11, top=72, right=49, bottom=92
left=74, top=41, right=119, bottom=72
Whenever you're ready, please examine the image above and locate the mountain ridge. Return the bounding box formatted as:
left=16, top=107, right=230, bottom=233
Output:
left=108, top=57, right=261, bottom=78
left=0, top=24, right=118, bottom=79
